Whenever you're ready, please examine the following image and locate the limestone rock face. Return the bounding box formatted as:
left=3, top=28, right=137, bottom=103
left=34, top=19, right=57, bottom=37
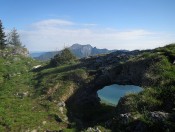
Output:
left=71, top=43, right=93, bottom=57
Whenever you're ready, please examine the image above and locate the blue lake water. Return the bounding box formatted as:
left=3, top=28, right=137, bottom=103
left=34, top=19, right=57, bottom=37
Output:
left=97, top=84, right=143, bottom=106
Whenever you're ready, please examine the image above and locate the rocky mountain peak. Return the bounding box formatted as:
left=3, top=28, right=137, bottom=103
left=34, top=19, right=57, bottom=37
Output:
left=70, top=43, right=92, bottom=50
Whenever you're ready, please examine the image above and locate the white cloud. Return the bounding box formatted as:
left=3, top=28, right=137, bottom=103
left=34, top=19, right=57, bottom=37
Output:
left=31, top=19, right=74, bottom=29
left=19, top=19, right=175, bottom=51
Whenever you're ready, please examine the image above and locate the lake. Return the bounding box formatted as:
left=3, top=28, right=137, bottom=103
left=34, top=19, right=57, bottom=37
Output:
left=97, top=84, right=143, bottom=106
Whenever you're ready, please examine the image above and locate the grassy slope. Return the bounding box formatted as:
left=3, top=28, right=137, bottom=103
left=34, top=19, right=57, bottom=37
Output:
left=113, top=44, right=175, bottom=131
left=0, top=53, right=71, bottom=131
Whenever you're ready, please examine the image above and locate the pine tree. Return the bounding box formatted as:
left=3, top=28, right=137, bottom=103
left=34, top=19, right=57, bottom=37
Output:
left=0, top=20, right=6, bottom=49
left=7, top=28, right=22, bottom=47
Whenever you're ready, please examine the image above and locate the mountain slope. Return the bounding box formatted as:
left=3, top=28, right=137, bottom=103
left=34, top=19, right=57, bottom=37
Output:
left=29, top=51, right=47, bottom=58
left=0, top=44, right=175, bottom=131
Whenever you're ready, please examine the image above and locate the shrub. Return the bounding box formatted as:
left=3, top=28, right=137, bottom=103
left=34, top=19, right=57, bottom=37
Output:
left=50, top=48, right=77, bottom=66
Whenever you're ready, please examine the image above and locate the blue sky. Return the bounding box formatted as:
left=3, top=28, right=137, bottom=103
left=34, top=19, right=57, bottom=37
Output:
left=1, top=0, right=175, bottom=51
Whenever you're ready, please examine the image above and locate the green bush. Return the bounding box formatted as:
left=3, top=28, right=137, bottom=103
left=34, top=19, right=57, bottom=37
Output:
left=50, top=48, right=77, bottom=66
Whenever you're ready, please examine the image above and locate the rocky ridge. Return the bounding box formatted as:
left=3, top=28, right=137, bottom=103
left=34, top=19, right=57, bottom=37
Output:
left=64, top=44, right=175, bottom=131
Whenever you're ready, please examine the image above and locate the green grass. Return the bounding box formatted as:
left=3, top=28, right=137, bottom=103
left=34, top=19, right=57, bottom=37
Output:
left=0, top=51, right=70, bottom=131
left=34, top=63, right=89, bottom=101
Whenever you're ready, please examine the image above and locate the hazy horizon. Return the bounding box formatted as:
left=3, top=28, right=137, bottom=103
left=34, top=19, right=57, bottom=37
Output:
left=29, top=43, right=171, bottom=53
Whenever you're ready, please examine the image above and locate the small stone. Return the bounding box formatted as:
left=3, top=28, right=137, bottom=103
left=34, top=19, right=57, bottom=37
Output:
left=58, top=101, right=65, bottom=107
left=63, top=117, right=68, bottom=121
left=59, top=107, right=64, bottom=114
left=96, top=127, right=101, bottom=132
left=42, top=121, right=47, bottom=125
left=31, top=129, right=37, bottom=132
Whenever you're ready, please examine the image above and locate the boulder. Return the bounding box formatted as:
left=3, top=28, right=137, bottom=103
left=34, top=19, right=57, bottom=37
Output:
left=32, top=65, right=42, bottom=69
left=58, top=101, right=66, bottom=107
left=16, top=91, right=29, bottom=98
left=119, top=113, right=132, bottom=124
left=148, top=111, right=169, bottom=122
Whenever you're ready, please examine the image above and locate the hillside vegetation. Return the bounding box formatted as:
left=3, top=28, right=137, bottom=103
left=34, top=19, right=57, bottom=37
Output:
left=0, top=44, right=175, bottom=131
left=0, top=48, right=76, bottom=131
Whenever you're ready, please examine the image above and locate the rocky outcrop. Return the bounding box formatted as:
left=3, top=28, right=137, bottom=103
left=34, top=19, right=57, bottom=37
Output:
left=113, top=111, right=171, bottom=132
left=86, top=127, right=101, bottom=132
left=66, top=50, right=155, bottom=125
left=72, top=51, right=135, bottom=96
left=12, top=47, right=29, bottom=57
left=0, top=46, right=29, bottom=57
left=80, top=49, right=160, bottom=90
left=148, top=111, right=169, bottom=122
left=109, top=57, right=161, bottom=86
left=65, top=48, right=169, bottom=130
left=35, top=44, right=174, bottom=131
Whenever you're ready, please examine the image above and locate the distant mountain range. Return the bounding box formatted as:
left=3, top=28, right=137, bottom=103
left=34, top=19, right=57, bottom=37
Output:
left=29, top=51, right=47, bottom=58
left=30, top=44, right=118, bottom=61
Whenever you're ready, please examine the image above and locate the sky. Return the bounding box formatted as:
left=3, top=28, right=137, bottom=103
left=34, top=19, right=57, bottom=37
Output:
left=0, top=0, right=175, bottom=51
